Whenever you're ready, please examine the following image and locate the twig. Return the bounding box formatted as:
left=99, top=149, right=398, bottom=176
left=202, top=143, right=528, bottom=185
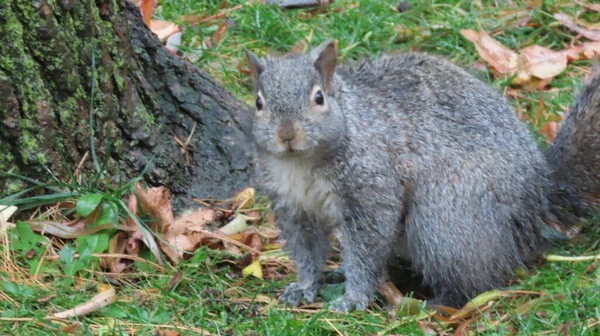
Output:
left=324, top=318, right=345, bottom=336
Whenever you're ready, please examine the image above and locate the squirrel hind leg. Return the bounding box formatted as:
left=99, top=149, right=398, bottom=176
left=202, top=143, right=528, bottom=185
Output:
left=404, top=193, right=529, bottom=309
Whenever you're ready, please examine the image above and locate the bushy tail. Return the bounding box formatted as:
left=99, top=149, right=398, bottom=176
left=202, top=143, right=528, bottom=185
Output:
left=546, top=70, right=600, bottom=218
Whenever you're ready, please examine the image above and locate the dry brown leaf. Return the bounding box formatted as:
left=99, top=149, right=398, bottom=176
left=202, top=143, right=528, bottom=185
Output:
left=36, top=294, right=56, bottom=303
left=378, top=281, right=404, bottom=306
left=580, top=42, right=600, bottom=59
left=160, top=231, right=206, bottom=264
left=289, top=39, right=308, bottom=55
left=155, top=330, right=180, bottom=336
left=243, top=231, right=263, bottom=257
left=149, top=20, right=180, bottom=42
left=460, top=29, right=520, bottom=75
left=105, top=232, right=129, bottom=273
left=61, top=323, right=80, bottom=334
left=134, top=182, right=174, bottom=232
left=27, top=221, right=119, bottom=239
left=52, top=287, right=116, bottom=318
left=520, top=45, right=569, bottom=80
left=232, top=187, right=255, bottom=210
left=172, top=208, right=216, bottom=234
left=212, top=22, right=227, bottom=44
left=538, top=122, right=560, bottom=144
left=167, top=271, right=182, bottom=290
left=554, top=13, right=600, bottom=42
left=126, top=193, right=138, bottom=228
left=256, top=225, right=280, bottom=240
left=580, top=2, right=600, bottom=12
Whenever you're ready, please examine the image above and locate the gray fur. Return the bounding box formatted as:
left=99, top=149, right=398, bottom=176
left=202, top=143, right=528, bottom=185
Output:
left=245, top=41, right=600, bottom=310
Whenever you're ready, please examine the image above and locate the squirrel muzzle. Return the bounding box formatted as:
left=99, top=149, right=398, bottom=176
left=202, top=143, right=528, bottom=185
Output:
left=276, top=119, right=297, bottom=144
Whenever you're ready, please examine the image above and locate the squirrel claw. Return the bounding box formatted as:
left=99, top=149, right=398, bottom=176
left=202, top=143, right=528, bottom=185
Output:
left=328, top=296, right=369, bottom=313
left=279, top=282, right=317, bottom=307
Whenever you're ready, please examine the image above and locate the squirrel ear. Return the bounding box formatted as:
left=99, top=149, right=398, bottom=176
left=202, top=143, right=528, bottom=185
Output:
left=311, top=39, right=338, bottom=94
left=244, top=48, right=265, bottom=81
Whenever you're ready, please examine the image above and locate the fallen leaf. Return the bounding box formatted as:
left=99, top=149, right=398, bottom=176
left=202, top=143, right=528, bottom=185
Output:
left=167, top=271, right=181, bottom=290
left=105, top=232, right=129, bottom=273
left=212, top=22, right=227, bottom=44
left=126, top=193, right=138, bottom=228
left=52, top=287, right=116, bottom=318
left=140, top=0, right=156, bottom=26
left=219, top=215, right=249, bottom=236
left=555, top=13, right=600, bottom=42
left=580, top=42, right=600, bottom=59
left=134, top=182, right=174, bottom=232
left=289, top=39, right=308, bottom=55
left=514, top=294, right=564, bottom=316
left=160, top=230, right=205, bottom=264
left=242, top=259, right=263, bottom=279
left=450, top=290, right=508, bottom=320
left=460, top=29, right=520, bottom=75
left=36, top=294, right=56, bottom=303
left=232, top=187, right=255, bottom=210
left=579, top=1, right=600, bottom=12
left=172, top=208, right=216, bottom=234
left=378, top=281, right=404, bottom=306
left=61, top=323, right=80, bottom=334
left=245, top=210, right=262, bottom=222
left=520, top=45, right=569, bottom=80
left=243, top=231, right=263, bottom=257
left=538, top=121, right=560, bottom=144
left=149, top=20, right=180, bottom=42
left=256, top=225, right=280, bottom=240
left=165, top=32, right=182, bottom=53
left=26, top=221, right=120, bottom=239
left=155, top=330, right=180, bottom=336
left=0, top=205, right=17, bottom=232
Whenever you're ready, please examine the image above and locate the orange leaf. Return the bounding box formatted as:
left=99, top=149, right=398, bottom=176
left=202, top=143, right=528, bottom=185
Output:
left=141, top=0, right=156, bottom=27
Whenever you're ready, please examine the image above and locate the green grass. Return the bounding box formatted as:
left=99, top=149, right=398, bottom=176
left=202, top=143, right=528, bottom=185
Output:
left=2, top=0, right=600, bottom=334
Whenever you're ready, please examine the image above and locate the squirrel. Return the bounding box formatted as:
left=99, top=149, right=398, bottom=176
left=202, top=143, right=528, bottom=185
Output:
left=243, top=39, right=600, bottom=311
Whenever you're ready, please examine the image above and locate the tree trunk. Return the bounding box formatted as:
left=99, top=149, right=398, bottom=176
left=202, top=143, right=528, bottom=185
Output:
left=0, top=0, right=253, bottom=207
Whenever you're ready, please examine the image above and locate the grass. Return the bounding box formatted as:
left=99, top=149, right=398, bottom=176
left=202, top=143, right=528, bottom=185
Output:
left=2, top=0, right=600, bottom=334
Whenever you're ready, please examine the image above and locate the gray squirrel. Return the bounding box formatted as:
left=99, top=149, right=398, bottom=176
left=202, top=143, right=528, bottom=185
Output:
left=243, top=39, right=600, bottom=311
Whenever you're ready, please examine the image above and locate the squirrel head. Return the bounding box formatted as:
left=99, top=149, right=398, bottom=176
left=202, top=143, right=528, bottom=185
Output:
left=244, top=39, right=345, bottom=158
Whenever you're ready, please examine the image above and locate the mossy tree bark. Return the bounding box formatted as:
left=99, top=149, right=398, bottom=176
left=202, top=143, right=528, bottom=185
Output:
left=0, top=0, right=253, bottom=206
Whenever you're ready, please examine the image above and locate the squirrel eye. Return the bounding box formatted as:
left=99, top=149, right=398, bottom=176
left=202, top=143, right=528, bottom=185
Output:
left=314, top=90, right=324, bottom=105
left=256, top=97, right=263, bottom=110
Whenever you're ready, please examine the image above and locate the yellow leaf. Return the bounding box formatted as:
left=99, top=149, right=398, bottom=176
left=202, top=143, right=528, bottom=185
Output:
left=233, top=187, right=255, bottom=210
left=242, top=259, right=263, bottom=279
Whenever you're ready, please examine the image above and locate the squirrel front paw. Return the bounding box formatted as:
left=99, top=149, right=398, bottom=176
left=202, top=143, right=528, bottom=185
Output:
left=279, top=282, right=318, bottom=307
left=328, top=295, right=369, bottom=313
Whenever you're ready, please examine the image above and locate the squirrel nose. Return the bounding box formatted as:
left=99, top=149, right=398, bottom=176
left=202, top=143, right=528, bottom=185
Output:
left=277, top=120, right=297, bottom=142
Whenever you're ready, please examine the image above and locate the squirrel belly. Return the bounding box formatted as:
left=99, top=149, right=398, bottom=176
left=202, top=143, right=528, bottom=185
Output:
left=245, top=40, right=600, bottom=310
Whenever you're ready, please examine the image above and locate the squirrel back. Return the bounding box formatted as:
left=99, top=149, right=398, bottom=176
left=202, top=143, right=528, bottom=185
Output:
left=245, top=41, right=600, bottom=309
